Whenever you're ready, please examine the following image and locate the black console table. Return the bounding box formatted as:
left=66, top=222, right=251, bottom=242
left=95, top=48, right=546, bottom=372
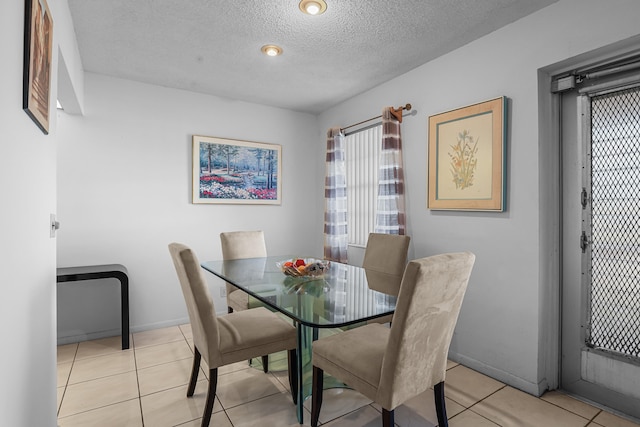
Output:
left=56, top=264, right=130, bottom=350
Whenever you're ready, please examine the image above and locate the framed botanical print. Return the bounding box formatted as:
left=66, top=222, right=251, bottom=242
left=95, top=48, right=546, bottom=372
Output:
left=428, top=97, right=507, bottom=211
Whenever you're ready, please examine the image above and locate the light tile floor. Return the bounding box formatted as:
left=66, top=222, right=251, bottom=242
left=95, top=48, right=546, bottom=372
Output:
left=57, top=325, right=640, bottom=427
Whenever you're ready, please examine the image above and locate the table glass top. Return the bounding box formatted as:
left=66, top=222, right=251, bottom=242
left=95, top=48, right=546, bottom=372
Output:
left=201, top=255, right=397, bottom=328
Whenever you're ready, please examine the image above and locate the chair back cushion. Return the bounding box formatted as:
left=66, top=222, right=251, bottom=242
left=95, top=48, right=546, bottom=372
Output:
left=362, top=233, right=410, bottom=296
left=168, top=243, right=221, bottom=367
left=220, top=231, right=267, bottom=310
left=220, top=231, right=267, bottom=260
left=377, top=252, right=475, bottom=409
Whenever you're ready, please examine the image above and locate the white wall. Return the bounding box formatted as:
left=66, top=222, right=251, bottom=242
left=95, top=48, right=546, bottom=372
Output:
left=318, top=0, right=640, bottom=395
left=0, top=0, right=81, bottom=424
left=56, top=74, right=322, bottom=340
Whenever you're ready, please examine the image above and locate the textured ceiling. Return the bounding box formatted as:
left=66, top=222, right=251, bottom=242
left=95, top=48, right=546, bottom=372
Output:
left=68, top=0, right=556, bottom=114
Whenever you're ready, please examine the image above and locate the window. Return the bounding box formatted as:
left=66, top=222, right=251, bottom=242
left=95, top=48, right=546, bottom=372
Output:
left=344, top=125, right=382, bottom=247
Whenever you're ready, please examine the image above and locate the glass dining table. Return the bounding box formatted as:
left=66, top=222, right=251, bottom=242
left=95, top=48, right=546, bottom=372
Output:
left=200, top=255, right=397, bottom=424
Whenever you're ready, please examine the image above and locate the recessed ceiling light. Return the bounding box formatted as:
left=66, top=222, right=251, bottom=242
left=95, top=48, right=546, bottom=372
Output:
left=261, top=45, right=283, bottom=57
left=299, top=0, right=327, bottom=15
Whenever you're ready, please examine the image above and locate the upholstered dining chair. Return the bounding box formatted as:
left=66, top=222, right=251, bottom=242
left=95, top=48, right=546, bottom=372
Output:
left=362, top=232, right=410, bottom=324
left=168, top=243, right=298, bottom=427
left=220, top=231, right=267, bottom=313
left=311, top=252, right=475, bottom=427
left=220, top=230, right=273, bottom=372
left=362, top=232, right=410, bottom=295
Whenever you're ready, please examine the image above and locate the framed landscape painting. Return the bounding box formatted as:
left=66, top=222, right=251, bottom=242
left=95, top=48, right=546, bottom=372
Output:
left=427, top=96, right=507, bottom=211
left=192, top=135, right=282, bottom=205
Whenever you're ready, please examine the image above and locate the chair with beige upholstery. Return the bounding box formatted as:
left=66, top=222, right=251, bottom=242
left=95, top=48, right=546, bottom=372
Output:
left=311, top=252, right=475, bottom=427
left=220, top=230, right=273, bottom=372
left=168, top=243, right=298, bottom=427
left=362, top=232, right=410, bottom=324
left=362, top=232, right=410, bottom=296
left=220, top=231, right=267, bottom=313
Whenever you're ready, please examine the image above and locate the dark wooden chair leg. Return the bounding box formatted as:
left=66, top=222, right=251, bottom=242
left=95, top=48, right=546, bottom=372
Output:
left=262, top=355, right=269, bottom=373
left=287, top=349, right=298, bottom=404
left=201, top=368, right=218, bottom=427
left=287, top=348, right=298, bottom=405
left=382, top=408, right=394, bottom=427
left=311, top=366, right=324, bottom=427
left=434, top=381, right=448, bottom=427
left=187, top=347, right=202, bottom=397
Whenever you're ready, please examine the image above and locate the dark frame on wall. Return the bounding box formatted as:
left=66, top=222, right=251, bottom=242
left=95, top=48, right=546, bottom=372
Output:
left=23, top=0, right=54, bottom=135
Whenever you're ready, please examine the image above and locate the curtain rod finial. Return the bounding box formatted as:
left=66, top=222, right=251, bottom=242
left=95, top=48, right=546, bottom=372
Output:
left=391, top=103, right=412, bottom=123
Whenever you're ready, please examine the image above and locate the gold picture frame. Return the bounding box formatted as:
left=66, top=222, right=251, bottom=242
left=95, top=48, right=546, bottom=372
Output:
left=23, top=0, right=54, bottom=134
left=428, top=97, right=507, bottom=211
left=192, top=135, right=282, bottom=205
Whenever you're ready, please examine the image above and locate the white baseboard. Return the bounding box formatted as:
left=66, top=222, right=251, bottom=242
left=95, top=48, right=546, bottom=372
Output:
left=56, top=315, right=233, bottom=345
left=448, top=351, right=548, bottom=397
left=57, top=328, right=123, bottom=346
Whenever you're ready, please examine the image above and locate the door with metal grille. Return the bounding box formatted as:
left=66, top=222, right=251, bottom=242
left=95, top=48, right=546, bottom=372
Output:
left=561, top=67, right=640, bottom=419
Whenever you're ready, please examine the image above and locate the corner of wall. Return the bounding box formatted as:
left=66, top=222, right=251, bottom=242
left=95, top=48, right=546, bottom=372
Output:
left=57, top=48, right=84, bottom=115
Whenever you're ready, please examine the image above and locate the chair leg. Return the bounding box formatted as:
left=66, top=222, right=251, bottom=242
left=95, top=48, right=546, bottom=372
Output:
left=311, top=366, right=324, bottom=427
left=262, top=355, right=269, bottom=373
left=187, top=347, right=202, bottom=397
left=201, top=368, right=218, bottom=427
left=287, top=349, right=298, bottom=404
left=434, top=381, right=448, bottom=427
left=382, top=408, right=394, bottom=427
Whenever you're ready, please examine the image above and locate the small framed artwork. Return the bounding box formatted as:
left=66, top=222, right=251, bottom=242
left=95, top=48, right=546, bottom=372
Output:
left=23, top=0, right=54, bottom=135
left=428, top=96, right=507, bottom=211
left=192, top=135, right=282, bottom=205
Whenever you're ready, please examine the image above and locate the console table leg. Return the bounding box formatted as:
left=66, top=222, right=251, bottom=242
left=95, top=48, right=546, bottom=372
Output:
left=120, top=274, right=130, bottom=350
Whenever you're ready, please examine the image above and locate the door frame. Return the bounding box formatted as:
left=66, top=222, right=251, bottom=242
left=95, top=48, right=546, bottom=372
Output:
left=562, top=81, right=640, bottom=418
left=537, top=35, right=640, bottom=394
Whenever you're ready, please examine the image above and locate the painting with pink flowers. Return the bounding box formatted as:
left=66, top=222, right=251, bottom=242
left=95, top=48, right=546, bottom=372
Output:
left=192, top=135, right=282, bottom=204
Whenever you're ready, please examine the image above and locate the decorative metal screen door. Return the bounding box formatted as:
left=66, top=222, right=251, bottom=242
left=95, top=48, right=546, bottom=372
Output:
left=561, top=80, right=640, bottom=419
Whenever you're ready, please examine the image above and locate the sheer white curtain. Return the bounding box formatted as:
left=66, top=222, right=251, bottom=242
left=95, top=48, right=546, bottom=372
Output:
left=375, top=107, right=406, bottom=235
left=324, top=127, right=348, bottom=263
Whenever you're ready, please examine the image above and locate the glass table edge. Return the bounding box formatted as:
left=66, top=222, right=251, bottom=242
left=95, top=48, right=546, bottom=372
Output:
left=200, top=259, right=396, bottom=329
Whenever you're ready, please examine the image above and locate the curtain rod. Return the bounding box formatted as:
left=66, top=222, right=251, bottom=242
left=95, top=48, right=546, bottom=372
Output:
left=340, top=103, right=412, bottom=133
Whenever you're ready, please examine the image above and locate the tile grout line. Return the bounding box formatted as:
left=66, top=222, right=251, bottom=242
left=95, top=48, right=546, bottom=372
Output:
left=460, top=383, right=507, bottom=412
left=541, top=394, right=603, bottom=424
left=457, top=385, right=625, bottom=427
left=58, top=341, right=138, bottom=422
left=57, top=342, right=79, bottom=418
left=446, top=407, right=500, bottom=427
left=586, top=409, right=603, bottom=425
left=131, top=333, right=147, bottom=427
left=447, top=384, right=508, bottom=427
left=178, top=324, right=209, bottom=426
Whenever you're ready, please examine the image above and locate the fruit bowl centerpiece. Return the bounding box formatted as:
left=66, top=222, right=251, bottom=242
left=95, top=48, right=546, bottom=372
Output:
left=277, top=258, right=329, bottom=277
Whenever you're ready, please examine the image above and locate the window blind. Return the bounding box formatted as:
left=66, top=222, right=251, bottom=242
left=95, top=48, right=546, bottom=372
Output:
left=345, top=125, right=382, bottom=247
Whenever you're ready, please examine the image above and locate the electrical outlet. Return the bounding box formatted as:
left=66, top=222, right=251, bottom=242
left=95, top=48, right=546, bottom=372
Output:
left=219, top=287, right=226, bottom=297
